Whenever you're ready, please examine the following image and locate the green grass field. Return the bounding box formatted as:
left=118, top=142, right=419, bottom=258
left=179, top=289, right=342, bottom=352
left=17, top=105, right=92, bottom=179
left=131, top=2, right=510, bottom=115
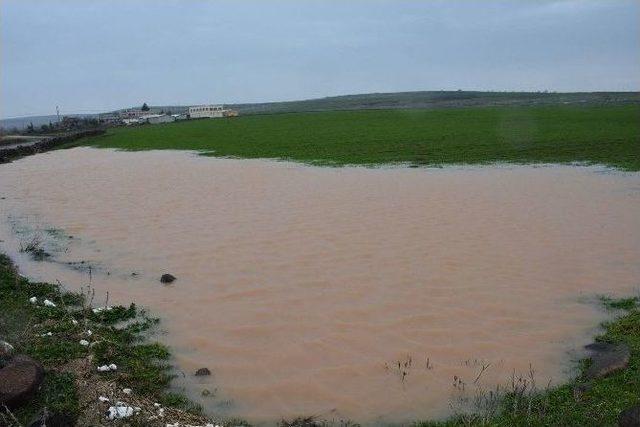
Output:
left=83, top=105, right=640, bottom=170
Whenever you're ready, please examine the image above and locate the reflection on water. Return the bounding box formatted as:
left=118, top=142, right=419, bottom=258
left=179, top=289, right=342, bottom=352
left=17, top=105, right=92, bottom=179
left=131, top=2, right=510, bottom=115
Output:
left=1, top=148, right=639, bottom=424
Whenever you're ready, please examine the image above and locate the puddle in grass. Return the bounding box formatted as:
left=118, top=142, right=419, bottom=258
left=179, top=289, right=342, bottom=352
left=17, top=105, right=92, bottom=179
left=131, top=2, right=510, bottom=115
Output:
left=1, top=147, right=639, bottom=424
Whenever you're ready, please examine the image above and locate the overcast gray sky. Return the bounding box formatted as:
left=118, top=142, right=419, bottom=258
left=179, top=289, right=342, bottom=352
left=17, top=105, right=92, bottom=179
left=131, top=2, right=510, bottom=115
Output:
left=1, top=0, right=639, bottom=118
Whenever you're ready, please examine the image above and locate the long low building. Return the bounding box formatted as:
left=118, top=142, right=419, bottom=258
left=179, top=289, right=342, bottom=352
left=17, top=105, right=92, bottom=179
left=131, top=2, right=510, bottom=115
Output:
left=188, top=105, right=236, bottom=119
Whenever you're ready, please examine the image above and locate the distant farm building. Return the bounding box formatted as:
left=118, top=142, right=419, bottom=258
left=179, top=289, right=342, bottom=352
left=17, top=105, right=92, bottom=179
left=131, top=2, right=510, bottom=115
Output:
left=140, top=114, right=175, bottom=124
left=189, top=105, right=225, bottom=119
left=121, top=109, right=152, bottom=119
left=188, top=105, right=238, bottom=119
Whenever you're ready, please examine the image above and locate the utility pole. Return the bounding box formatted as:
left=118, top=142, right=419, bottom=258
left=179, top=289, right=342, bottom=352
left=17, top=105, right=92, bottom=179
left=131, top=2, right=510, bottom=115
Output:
left=56, top=105, right=61, bottom=124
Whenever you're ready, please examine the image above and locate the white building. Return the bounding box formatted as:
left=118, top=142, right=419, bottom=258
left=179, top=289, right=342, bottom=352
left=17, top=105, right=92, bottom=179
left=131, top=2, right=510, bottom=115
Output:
left=140, top=114, right=175, bottom=124
left=121, top=109, right=151, bottom=119
left=188, top=105, right=226, bottom=119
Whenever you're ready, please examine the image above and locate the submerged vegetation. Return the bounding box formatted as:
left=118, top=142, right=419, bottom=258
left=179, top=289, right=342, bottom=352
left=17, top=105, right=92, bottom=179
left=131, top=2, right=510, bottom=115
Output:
left=419, top=295, right=640, bottom=426
left=82, top=105, right=640, bottom=171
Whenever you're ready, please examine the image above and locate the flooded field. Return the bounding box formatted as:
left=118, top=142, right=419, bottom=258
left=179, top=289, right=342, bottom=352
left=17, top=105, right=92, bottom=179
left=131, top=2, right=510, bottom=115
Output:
left=1, top=147, right=639, bottom=424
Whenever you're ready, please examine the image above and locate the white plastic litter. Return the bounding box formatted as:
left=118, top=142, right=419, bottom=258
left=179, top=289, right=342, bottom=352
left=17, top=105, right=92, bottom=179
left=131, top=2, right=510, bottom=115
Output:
left=29, top=297, right=38, bottom=304
left=153, top=403, right=161, bottom=407
left=93, top=306, right=113, bottom=314
left=43, top=299, right=56, bottom=307
left=106, top=404, right=134, bottom=420
left=97, top=364, right=117, bottom=372
left=158, top=407, right=165, bottom=417
left=98, top=396, right=110, bottom=402
left=41, top=332, right=52, bottom=337
left=72, top=319, right=79, bottom=325
left=122, top=388, right=132, bottom=394
left=109, top=363, right=118, bottom=371
left=79, top=340, right=89, bottom=346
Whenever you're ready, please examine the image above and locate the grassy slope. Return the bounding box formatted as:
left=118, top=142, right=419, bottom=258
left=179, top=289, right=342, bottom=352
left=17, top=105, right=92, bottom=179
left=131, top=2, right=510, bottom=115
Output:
left=0, top=254, right=215, bottom=426
left=84, top=105, right=640, bottom=170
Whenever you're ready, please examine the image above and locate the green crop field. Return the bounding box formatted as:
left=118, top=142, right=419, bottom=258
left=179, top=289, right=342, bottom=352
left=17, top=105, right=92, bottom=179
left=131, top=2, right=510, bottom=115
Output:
left=83, top=105, right=640, bottom=170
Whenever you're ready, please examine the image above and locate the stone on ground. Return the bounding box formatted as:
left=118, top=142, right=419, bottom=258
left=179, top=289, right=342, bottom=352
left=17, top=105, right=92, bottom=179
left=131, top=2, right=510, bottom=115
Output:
left=584, top=342, right=630, bottom=380
left=0, top=355, right=45, bottom=408
left=619, top=405, right=640, bottom=427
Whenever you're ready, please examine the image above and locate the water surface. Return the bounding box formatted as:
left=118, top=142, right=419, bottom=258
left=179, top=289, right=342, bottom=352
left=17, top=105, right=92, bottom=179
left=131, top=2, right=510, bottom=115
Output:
left=1, top=148, right=639, bottom=424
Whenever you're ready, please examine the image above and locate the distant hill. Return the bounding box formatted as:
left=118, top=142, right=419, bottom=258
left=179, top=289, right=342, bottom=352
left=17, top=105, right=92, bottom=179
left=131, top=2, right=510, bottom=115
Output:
left=4, top=91, right=639, bottom=130
left=147, top=91, right=640, bottom=116
left=227, top=91, right=640, bottom=115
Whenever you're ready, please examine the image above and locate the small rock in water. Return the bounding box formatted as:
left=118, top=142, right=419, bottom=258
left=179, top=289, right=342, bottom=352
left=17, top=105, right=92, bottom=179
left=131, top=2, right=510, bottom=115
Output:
left=160, top=273, right=176, bottom=284
left=619, top=405, right=640, bottom=427
left=195, top=367, right=211, bottom=376
left=584, top=342, right=630, bottom=380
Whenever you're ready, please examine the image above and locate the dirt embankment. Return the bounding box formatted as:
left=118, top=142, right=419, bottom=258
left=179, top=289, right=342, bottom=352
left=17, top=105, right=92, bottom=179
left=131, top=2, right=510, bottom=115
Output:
left=0, top=130, right=105, bottom=164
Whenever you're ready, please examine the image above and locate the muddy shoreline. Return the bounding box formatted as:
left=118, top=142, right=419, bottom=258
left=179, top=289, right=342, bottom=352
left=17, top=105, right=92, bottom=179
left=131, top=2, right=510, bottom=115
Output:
left=0, top=129, right=104, bottom=164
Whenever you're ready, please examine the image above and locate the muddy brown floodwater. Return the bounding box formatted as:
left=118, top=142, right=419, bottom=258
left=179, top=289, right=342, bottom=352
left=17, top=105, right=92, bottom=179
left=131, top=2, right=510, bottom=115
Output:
left=1, top=147, right=639, bottom=424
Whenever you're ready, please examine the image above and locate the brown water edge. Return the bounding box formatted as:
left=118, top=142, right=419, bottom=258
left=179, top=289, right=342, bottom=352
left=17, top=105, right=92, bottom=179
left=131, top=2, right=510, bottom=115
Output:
left=1, top=147, right=639, bottom=425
